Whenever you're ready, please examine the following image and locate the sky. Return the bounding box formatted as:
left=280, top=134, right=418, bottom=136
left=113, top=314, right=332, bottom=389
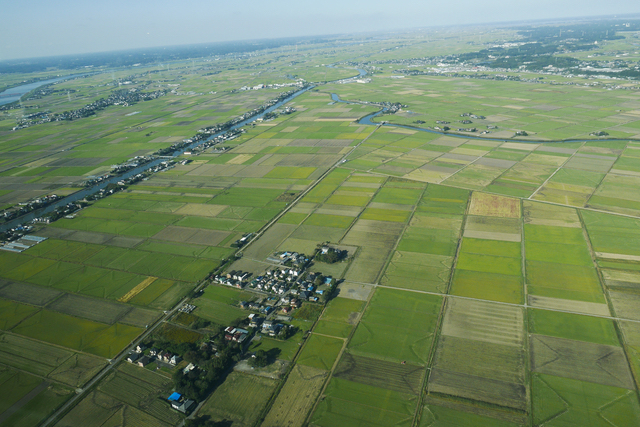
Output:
left=2, top=0, right=640, bottom=60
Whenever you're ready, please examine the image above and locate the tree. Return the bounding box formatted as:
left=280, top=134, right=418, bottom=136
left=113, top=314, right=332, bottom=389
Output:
left=249, top=349, right=269, bottom=368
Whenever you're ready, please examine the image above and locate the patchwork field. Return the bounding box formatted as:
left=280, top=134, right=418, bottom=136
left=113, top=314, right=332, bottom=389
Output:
left=5, top=27, right=640, bottom=427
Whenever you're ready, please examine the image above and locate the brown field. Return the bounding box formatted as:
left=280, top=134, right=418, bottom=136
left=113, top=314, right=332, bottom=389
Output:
left=107, top=236, right=145, bottom=248
left=333, top=352, right=424, bottom=395
left=152, top=226, right=229, bottom=246
left=118, top=307, right=161, bottom=328
left=423, top=395, right=528, bottom=424
left=336, top=282, right=373, bottom=301
left=65, top=230, right=113, bottom=245
left=50, top=293, right=133, bottom=323
left=0, top=281, right=62, bottom=306
left=342, top=219, right=405, bottom=283
left=261, top=364, right=327, bottom=427
left=119, top=277, right=157, bottom=303
left=468, top=193, right=521, bottom=218
left=530, top=334, right=635, bottom=389
left=432, top=335, right=525, bottom=386
left=440, top=298, right=524, bottom=347
left=174, top=203, right=228, bottom=217
left=428, top=368, right=527, bottom=411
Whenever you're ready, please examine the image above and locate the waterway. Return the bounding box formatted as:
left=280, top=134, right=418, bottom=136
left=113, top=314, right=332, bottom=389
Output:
left=0, top=74, right=89, bottom=106
left=331, top=93, right=636, bottom=145
left=0, top=84, right=316, bottom=232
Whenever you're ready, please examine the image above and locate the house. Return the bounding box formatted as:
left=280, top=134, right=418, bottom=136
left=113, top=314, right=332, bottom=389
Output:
left=138, top=355, right=151, bottom=367
left=167, top=392, right=182, bottom=402
left=161, top=352, right=172, bottom=363
left=173, top=399, right=196, bottom=414
left=183, top=363, right=196, bottom=374
left=127, top=353, right=140, bottom=363
left=170, top=355, right=181, bottom=366
left=149, top=348, right=158, bottom=356
left=135, top=344, right=147, bottom=353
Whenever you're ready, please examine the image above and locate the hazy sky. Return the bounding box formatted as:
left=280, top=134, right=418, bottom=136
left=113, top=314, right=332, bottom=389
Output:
left=2, top=0, right=640, bottom=60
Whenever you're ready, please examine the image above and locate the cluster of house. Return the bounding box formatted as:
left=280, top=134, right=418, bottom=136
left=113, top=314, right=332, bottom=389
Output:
left=31, top=202, right=83, bottom=224
left=167, top=392, right=195, bottom=414
left=212, top=271, right=252, bottom=289
left=13, top=88, right=167, bottom=131
left=0, top=224, right=33, bottom=246
left=224, top=326, right=249, bottom=343
left=126, top=344, right=182, bottom=368
left=461, top=112, right=486, bottom=119
left=110, top=155, right=156, bottom=175
left=178, top=303, right=196, bottom=314
left=1, top=194, right=61, bottom=221
left=245, top=313, right=286, bottom=337
left=266, top=251, right=310, bottom=267
left=239, top=81, right=305, bottom=91
left=251, top=268, right=327, bottom=300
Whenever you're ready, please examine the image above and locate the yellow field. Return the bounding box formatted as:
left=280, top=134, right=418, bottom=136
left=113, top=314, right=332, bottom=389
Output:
left=468, top=192, right=521, bottom=218
left=119, top=277, right=157, bottom=303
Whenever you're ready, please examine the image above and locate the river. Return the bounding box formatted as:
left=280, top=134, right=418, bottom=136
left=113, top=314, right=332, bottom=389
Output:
left=0, top=84, right=316, bottom=232
left=0, top=74, right=89, bottom=106
left=330, top=93, right=636, bottom=145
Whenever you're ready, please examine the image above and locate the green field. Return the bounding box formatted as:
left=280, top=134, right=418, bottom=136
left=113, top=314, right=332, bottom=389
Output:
left=199, top=372, right=277, bottom=426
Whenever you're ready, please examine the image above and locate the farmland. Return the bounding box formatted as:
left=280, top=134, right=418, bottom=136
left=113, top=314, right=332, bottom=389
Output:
left=3, top=20, right=640, bottom=427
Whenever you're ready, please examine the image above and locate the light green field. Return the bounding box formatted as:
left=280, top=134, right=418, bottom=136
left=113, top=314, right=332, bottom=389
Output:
left=312, top=377, right=416, bottom=427
left=349, top=288, right=442, bottom=365
left=528, top=309, right=620, bottom=347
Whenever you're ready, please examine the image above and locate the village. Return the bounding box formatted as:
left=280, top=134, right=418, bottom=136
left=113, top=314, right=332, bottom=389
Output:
left=118, top=244, right=346, bottom=416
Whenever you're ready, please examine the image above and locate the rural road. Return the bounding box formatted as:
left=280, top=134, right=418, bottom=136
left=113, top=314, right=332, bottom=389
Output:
left=40, top=296, right=190, bottom=427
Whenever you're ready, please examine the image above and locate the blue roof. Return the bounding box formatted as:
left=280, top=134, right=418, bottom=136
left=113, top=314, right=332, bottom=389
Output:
left=168, top=392, right=182, bottom=401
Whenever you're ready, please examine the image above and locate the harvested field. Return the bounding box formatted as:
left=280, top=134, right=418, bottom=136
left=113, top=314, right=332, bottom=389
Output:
left=468, top=193, right=520, bottom=218
left=432, top=335, right=525, bottom=385
left=440, top=298, right=524, bottom=347
left=48, top=293, right=132, bottom=324
left=420, top=403, right=523, bottom=427
left=0, top=281, right=62, bottom=306
left=174, top=203, right=228, bottom=217
left=428, top=368, right=527, bottom=411
left=531, top=334, right=634, bottom=389
left=118, top=277, right=156, bottom=303
left=152, top=226, right=229, bottom=246
left=261, top=364, right=327, bottom=427
left=336, top=282, right=373, bottom=301
left=528, top=295, right=610, bottom=316
left=334, top=352, right=424, bottom=394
